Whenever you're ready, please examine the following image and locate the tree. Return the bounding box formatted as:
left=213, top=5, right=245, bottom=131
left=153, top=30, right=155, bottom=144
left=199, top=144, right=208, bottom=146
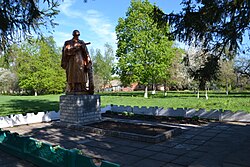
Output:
left=234, top=56, right=250, bottom=90
left=115, top=0, right=176, bottom=98
left=153, top=0, right=250, bottom=57
left=166, top=49, right=189, bottom=91
left=0, top=0, right=59, bottom=53
left=102, top=43, right=115, bottom=87
left=218, top=60, right=237, bottom=95
left=92, top=49, right=104, bottom=91
left=92, top=43, right=114, bottom=91
left=0, top=68, right=18, bottom=94
left=153, top=0, right=250, bottom=87
left=235, top=56, right=250, bottom=78
left=14, top=37, right=65, bottom=95
left=183, top=47, right=220, bottom=90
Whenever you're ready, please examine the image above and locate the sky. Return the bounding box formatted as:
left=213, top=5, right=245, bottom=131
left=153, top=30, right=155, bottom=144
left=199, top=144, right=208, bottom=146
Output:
left=50, top=0, right=183, bottom=53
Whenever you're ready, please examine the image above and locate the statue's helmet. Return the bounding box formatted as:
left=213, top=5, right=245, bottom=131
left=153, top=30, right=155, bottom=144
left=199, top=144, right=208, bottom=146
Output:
left=72, top=30, right=80, bottom=36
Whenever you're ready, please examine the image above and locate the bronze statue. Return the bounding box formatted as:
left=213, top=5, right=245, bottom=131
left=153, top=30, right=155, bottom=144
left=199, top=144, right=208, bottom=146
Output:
left=61, top=30, right=94, bottom=95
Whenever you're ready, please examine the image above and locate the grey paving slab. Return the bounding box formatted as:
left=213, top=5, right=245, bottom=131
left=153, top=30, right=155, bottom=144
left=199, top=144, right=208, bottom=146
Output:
left=189, top=153, right=227, bottom=167
left=111, top=139, right=151, bottom=148
left=209, top=136, right=228, bottom=142
left=215, top=133, right=233, bottom=138
left=149, top=152, right=178, bottom=162
left=60, top=141, right=78, bottom=149
left=100, top=136, right=121, bottom=143
left=132, top=158, right=166, bottom=167
left=115, top=154, right=143, bottom=166
left=0, top=150, right=37, bottom=167
left=222, top=162, right=249, bottom=167
left=223, top=148, right=250, bottom=167
left=212, top=125, right=232, bottom=129
left=198, top=132, right=219, bottom=137
left=191, top=128, right=250, bottom=167
left=191, top=135, right=213, bottom=141
left=202, top=129, right=222, bottom=133
left=84, top=140, right=118, bottom=150
left=174, top=144, right=198, bottom=151
left=110, top=145, right=138, bottom=153
left=2, top=121, right=250, bottom=167
left=128, top=149, right=157, bottom=157
left=158, top=141, right=180, bottom=148
left=171, top=156, right=196, bottom=166
left=143, top=145, right=167, bottom=152
left=203, top=141, right=229, bottom=148
left=194, top=145, right=211, bottom=153
left=80, top=146, right=109, bottom=159
left=164, top=163, right=185, bottom=167
left=163, top=148, right=188, bottom=156
left=183, top=151, right=205, bottom=159
left=168, top=137, right=188, bottom=143
left=183, top=139, right=206, bottom=145
left=177, top=134, right=195, bottom=139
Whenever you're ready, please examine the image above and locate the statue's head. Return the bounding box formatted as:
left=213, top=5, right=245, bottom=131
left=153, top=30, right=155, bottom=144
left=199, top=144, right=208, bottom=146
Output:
left=72, top=30, right=80, bottom=37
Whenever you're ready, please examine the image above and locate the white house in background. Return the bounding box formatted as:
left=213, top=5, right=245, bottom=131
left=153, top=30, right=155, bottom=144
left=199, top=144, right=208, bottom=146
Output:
left=110, top=80, right=122, bottom=91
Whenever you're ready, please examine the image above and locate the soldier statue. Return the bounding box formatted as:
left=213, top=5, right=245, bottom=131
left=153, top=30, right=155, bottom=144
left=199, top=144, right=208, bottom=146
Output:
left=61, top=30, right=94, bottom=95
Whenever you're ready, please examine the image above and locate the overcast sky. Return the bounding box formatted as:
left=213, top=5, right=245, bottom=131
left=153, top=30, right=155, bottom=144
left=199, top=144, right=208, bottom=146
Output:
left=50, top=0, right=183, bottom=53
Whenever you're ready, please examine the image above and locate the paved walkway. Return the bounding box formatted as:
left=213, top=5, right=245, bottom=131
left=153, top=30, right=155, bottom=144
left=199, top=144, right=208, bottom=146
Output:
left=0, top=149, right=37, bottom=167
left=2, top=120, right=250, bottom=167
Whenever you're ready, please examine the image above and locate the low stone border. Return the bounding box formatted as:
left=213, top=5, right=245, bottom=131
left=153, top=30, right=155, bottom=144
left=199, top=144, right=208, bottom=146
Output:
left=0, top=104, right=249, bottom=128
left=0, top=103, right=109, bottom=128
left=54, top=119, right=182, bottom=143
left=108, top=105, right=250, bottom=122
left=0, top=111, right=59, bottom=128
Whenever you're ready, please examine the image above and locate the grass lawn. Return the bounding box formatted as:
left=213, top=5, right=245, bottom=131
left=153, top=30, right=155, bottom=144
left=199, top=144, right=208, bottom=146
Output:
left=0, top=95, right=60, bottom=116
left=101, top=96, right=250, bottom=112
left=0, top=91, right=249, bottom=116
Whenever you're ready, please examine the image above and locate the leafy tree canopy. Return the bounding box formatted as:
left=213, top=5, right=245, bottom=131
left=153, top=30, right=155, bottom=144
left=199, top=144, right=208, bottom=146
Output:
left=235, top=56, right=250, bottom=77
left=92, top=43, right=114, bottom=90
left=0, top=0, right=59, bottom=52
left=153, top=0, right=250, bottom=57
left=115, top=0, right=176, bottom=90
left=7, top=37, right=65, bottom=95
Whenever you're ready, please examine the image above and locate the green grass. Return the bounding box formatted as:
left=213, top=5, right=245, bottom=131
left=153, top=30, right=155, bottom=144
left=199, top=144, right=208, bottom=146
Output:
left=101, top=96, right=250, bottom=112
left=100, top=90, right=250, bottom=98
left=100, top=91, right=250, bottom=112
left=0, top=91, right=249, bottom=116
left=0, top=95, right=60, bottom=116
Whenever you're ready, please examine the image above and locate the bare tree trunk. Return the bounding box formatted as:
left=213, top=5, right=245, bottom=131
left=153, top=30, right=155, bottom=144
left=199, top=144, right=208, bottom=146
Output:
left=164, top=82, right=167, bottom=97
left=35, top=91, right=37, bottom=96
left=205, top=88, right=208, bottom=100
left=152, top=83, right=156, bottom=95
left=144, top=85, right=148, bottom=98
left=226, top=79, right=229, bottom=95
left=197, top=89, right=199, bottom=99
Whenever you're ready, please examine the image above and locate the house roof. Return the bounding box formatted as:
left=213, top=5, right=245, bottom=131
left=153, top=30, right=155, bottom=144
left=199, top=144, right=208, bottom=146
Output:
left=110, top=80, right=122, bottom=87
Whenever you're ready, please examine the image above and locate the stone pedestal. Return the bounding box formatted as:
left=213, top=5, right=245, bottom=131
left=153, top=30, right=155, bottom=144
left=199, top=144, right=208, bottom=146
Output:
left=59, top=95, right=101, bottom=126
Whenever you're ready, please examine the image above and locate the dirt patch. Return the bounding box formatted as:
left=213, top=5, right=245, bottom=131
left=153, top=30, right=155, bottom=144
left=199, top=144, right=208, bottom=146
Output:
left=102, top=112, right=211, bottom=125
left=88, top=120, right=174, bottom=136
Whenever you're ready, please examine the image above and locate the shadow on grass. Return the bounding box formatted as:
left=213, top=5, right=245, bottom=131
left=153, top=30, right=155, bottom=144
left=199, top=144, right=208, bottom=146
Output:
left=0, top=99, right=59, bottom=116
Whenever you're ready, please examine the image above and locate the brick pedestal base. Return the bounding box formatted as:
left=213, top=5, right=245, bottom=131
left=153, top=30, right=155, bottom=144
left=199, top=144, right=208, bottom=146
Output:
left=59, top=95, right=101, bottom=125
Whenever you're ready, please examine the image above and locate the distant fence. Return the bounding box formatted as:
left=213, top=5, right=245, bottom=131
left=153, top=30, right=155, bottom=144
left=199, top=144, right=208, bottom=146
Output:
left=0, top=105, right=249, bottom=129
left=0, top=130, right=119, bottom=167
left=107, top=105, right=250, bottom=122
